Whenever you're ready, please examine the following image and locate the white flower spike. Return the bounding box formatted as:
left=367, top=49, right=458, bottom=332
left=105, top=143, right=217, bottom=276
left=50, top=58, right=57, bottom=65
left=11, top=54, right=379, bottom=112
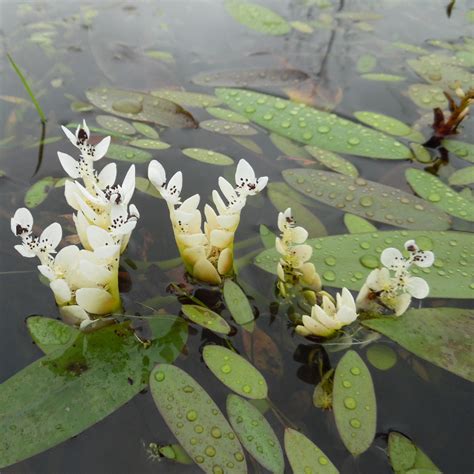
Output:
left=356, top=239, right=434, bottom=316
left=148, top=158, right=267, bottom=284
left=295, top=288, right=358, bottom=338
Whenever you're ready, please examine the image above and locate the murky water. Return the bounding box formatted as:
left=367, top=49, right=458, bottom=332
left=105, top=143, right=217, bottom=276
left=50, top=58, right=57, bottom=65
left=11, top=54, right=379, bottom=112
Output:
left=0, top=1, right=473, bottom=473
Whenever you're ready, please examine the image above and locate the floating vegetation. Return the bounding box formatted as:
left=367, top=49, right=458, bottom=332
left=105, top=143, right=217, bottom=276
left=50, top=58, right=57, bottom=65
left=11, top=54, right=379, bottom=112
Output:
left=86, top=87, right=198, bottom=128
left=448, top=166, right=474, bottom=186
left=203, top=345, right=268, bottom=399
left=181, top=148, right=234, bottom=165
left=224, top=0, right=291, bottom=36
left=356, top=54, right=377, bottom=73
left=144, top=50, right=175, bottom=63
left=305, top=146, right=359, bottom=177
left=366, top=344, right=397, bottom=371
left=128, top=138, right=170, bottom=150
left=27, top=316, right=78, bottom=354
left=206, top=107, right=249, bottom=123
left=364, top=308, right=474, bottom=381
left=95, top=115, right=136, bottom=135
left=333, top=350, right=376, bottom=455
left=223, top=280, right=255, bottom=328
left=105, top=143, right=153, bottom=163
left=442, top=139, right=474, bottom=163
left=150, top=89, right=222, bottom=108
left=283, top=169, right=451, bottom=230
left=193, top=68, right=308, bottom=87
left=343, top=213, right=377, bottom=233
left=181, top=304, right=231, bottom=335
left=255, top=230, right=474, bottom=299
left=410, top=143, right=432, bottom=163
left=361, top=73, right=406, bottom=81
left=200, top=119, right=257, bottom=135
left=150, top=364, right=247, bottom=474
left=270, top=133, right=312, bottom=160
left=353, top=111, right=414, bottom=137
left=407, top=84, right=448, bottom=109
left=24, top=176, right=56, bottom=208
left=132, top=121, right=160, bottom=138
left=231, top=136, right=263, bottom=154
left=405, top=168, right=474, bottom=221
left=227, top=394, right=284, bottom=473
left=216, top=88, right=411, bottom=159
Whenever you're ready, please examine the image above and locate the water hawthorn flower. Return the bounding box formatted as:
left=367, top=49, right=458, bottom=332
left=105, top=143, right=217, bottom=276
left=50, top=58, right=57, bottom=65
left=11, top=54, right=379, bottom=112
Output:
left=148, top=159, right=268, bottom=285
left=276, top=208, right=321, bottom=297
left=58, top=120, right=139, bottom=253
left=356, top=239, right=434, bottom=316
left=295, top=288, right=358, bottom=338
left=11, top=208, right=122, bottom=329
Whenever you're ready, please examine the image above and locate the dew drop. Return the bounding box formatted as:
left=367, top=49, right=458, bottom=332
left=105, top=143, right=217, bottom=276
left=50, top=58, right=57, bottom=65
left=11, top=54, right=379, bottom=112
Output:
left=350, top=418, right=362, bottom=429
left=154, top=371, right=165, bottom=382
left=360, top=254, right=379, bottom=269
left=344, top=397, right=357, bottom=410
left=323, top=270, right=336, bottom=282
left=319, top=456, right=329, bottom=465
left=342, top=380, right=352, bottom=388
left=205, top=446, right=216, bottom=457
left=325, top=256, right=337, bottom=266
left=186, top=410, right=198, bottom=422
left=242, top=384, right=252, bottom=394
left=359, top=196, right=373, bottom=207
left=211, top=427, right=222, bottom=439
left=234, top=452, right=245, bottom=462
left=221, top=364, right=231, bottom=374
left=350, top=367, right=361, bottom=375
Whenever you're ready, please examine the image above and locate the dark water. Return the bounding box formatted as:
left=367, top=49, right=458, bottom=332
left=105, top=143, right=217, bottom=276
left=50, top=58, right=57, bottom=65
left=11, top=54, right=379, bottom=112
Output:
left=0, top=1, right=473, bottom=473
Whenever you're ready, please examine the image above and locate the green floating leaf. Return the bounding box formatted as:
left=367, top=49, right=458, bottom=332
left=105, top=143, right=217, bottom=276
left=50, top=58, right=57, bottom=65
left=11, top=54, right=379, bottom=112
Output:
left=96, top=115, right=136, bottom=135
left=215, top=88, right=411, bottom=160
left=388, top=432, right=441, bottom=473
left=135, top=176, right=162, bottom=198
left=182, top=148, right=234, bottom=166
left=254, top=230, right=474, bottom=299
left=361, top=73, right=405, bottom=81
left=363, top=308, right=474, bottom=381
left=284, top=428, right=339, bottom=473
left=151, top=89, right=222, bottom=108
left=150, top=364, right=247, bottom=474
left=203, top=345, right=268, bottom=399
left=70, top=101, right=93, bottom=113
left=354, top=111, right=412, bottom=137
left=86, top=87, right=197, bottom=128
left=406, top=168, right=474, bottom=222
left=343, top=213, right=377, bottom=233
left=270, top=133, right=312, bottom=160
left=283, top=169, right=451, bottom=230
left=336, top=11, right=382, bottom=20
left=0, top=318, right=187, bottom=469
left=410, top=143, right=432, bottom=163
left=356, top=54, right=377, bottom=73
left=407, top=84, right=448, bottom=109
left=144, top=50, right=175, bottom=63
left=442, top=139, right=474, bottom=163
left=129, top=138, right=170, bottom=150
left=27, top=316, right=79, bottom=355
left=333, top=350, right=376, bottom=456
left=207, top=107, right=249, bottom=123
left=408, top=54, right=474, bottom=90
left=200, top=119, right=257, bottom=135
left=106, top=143, right=152, bottom=163
left=366, top=344, right=397, bottom=371
left=223, top=280, right=255, bottom=328
left=181, top=304, right=231, bottom=335
left=194, top=68, right=308, bottom=87
left=449, top=166, right=474, bottom=186
left=24, top=176, right=55, bottom=208
left=392, top=42, right=429, bottom=55
left=305, top=145, right=359, bottom=177
left=158, top=444, right=193, bottom=464
left=291, top=20, right=314, bottom=33
left=224, top=0, right=291, bottom=36
left=259, top=224, right=276, bottom=249
left=132, top=121, right=160, bottom=139
left=231, top=137, right=263, bottom=154
left=227, top=394, right=284, bottom=473
left=268, top=182, right=327, bottom=237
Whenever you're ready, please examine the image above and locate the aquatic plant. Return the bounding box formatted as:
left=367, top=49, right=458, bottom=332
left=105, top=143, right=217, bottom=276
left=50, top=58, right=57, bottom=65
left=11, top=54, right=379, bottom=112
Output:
left=356, top=239, right=434, bottom=316
left=148, top=158, right=267, bottom=284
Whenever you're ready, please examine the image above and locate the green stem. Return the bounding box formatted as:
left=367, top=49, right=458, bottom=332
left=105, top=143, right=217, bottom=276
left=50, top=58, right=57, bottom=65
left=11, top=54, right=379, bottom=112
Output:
left=7, top=53, right=47, bottom=123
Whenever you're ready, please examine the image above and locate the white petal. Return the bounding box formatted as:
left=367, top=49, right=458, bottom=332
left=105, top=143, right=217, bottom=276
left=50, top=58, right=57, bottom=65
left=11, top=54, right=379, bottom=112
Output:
left=218, top=177, right=238, bottom=204
left=40, top=222, right=62, bottom=251
left=291, top=226, right=308, bottom=244
left=15, top=244, right=36, bottom=258
left=204, top=204, right=219, bottom=230
left=94, top=244, right=120, bottom=260
left=336, top=305, right=358, bottom=325
left=60, top=304, right=89, bottom=326
left=76, top=288, right=118, bottom=315
left=180, top=194, right=200, bottom=213
left=11, top=208, right=33, bottom=235
left=212, top=190, right=227, bottom=214
left=394, top=293, right=411, bottom=316
left=50, top=278, right=72, bottom=305
left=210, top=229, right=234, bottom=249
left=55, top=245, right=80, bottom=269
left=254, top=176, right=268, bottom=193
left=38, top=265, right=55, bottom=280
left=295, top=325, right=312, bottom=337
left=165, top=171, right=183, bottom=204
left=73, top=211, right=91, bottom=249
left=275, top=237, right=286, bottom=255
left=93, top=136, right=110, bottom=161
left=87, top=225, right=115, bottom=249
left=121, top=165, right=136, bottom=203
left=302, top=314, right=333, bottom=337
left=381, top=247, right=404, bottom=271
left=321, top=295, right=336, bottom=315
left=148, top=160, right=166, bottom=189
left=64, top=180, right=82, bottom=211
left=78, top=260, right=112, bottom=286
left=406, top=276, right=430, bottom=299
left=312, top=305, right=339, bottom=329
left=217, top=247, right=233, bottom=275
left=277, top=262, right=285, bottom=281
left=193, top=258, right=221, bottom=285
left=413, top=250, right=435, bottom=268
left=182, top=246, right=206, bottom=266
left=235, top=159, right=256, bottom=186
left=293, top=244, right=312, bottom=266
left=57, top=152, right=81, bottom=179
left=340, top=287, right=357, bottom=312
left=216, top=214, right=240, bottom=230
left=98, top=163, right=117, bottom=188
left=61, top=125, right=78, bottom=145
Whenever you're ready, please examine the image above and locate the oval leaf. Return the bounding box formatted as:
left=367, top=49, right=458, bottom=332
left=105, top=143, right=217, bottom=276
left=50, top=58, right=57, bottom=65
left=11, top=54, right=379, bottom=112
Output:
left=363, top=308, right=474, bottom=381
left=408, top=84, right=448, bottom=109
left=305, top=146, right=359, bottom=177
left=24, top=176, right=55, bottom=208
left=223, top=280, right=255, bottom=328
left=448, top=166, right=474, bottom=186
left=105, top=143, right=152, bottom=163
left=96, top=115, right=136, bottom=135
left=406, top=168, right=474, bottom=222
left=27, top=316, right=79, bottom=355
left=129, top=138, right=170, bottom=150
left=215, top=88, right=412, bottom=160
left=284, top=428, right=339, bottom=473
left=343, top=213, right=377, bottom=233
left=203, top=345, right=268, bottom=399
left=353, top=111, right=412, bottom=136
left=442, top=139, right=474, bottom=163
left=200, top=119, right=257, bottom=136
left=207, top=107, right=250, bottom=123
left=132, top=121, right=160, bottom=138
left=150, top=364, right=247, bottom=474
left=227, top=394, right=284, bottom=473
left=182, top=148, right=234, bottom=166
left=283, top=169, right=451, bottom=230
left=150, top=89, right=222, bottom=108
left=366, top=344, right=397, bottom=371
left=333, top=350, right=376, bottom=456
left=182, top=304, right=231, bottom=335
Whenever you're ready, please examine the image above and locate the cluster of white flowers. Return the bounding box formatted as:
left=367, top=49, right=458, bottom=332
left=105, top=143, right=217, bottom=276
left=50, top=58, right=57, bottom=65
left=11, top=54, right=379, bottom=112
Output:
left=356, top=239, right=434, bottom=316
left=148, top=159, right=267, bottom=285
left=275, top=208, right=321, bottom=296
left=59, top=121, right=139, bottom=253
left=11, top=121, right=140, bottom=330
